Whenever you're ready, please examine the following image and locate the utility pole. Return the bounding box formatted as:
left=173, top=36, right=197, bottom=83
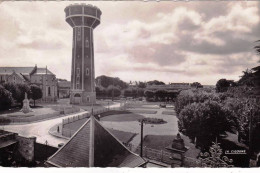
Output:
left=112, top=78, right=114, bottom=101
left=140, top=119, right=144, bottom=158
left=248, top=98, right=253, bottom=159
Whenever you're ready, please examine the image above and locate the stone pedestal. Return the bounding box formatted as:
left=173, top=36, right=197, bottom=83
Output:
left=166, top=133, right=188, bottom=167
left=21, top=93, right=32, bottom=114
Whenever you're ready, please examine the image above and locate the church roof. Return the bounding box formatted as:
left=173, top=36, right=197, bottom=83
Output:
left=45, top=116, right=146, bottom=167
left=0, top=67, right=54, bottom=75
left=0, top=67, right=34, bottom=75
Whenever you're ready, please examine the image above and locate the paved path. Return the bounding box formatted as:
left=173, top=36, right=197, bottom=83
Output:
left=0, top=103, right=120, bottom=147
left=0, top=111, right=87, bottom=147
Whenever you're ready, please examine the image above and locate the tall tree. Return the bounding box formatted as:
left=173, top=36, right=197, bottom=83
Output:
left=0, top=85, right=13, bottom=111
left=30, top=84, right=43, bottom=107
left=216, top=79, right=233, bottom=93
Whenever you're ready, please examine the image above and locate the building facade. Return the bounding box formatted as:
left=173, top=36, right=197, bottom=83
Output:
left=0, top=66, right=58, bottom=102
left=65, top=4, right=102, bottom=105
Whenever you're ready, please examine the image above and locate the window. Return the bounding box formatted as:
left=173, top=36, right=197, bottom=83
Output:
left=85, top=38, right=89, bottom=48
left=86, top=68, right=89, bottom=76
left=77, top=28, right=81, bottom=41
left=76, top=76, right=80, bottom=83
left=77, top=68, right=80, bottom=75
left=87, top=97, right=90, bottom=102
left=48, top=87, right=51, bottom=96
left=76, top=84, right=80, bottom=89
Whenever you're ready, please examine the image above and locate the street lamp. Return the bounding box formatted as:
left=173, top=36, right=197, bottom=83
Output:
left=140, top=119, right=145, bottom=158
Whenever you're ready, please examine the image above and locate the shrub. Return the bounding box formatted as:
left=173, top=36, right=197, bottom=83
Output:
left=0, top=85, right=13, bottom=111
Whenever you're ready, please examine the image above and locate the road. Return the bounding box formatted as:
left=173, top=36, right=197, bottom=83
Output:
left=0, top=103, right=120, bottom=147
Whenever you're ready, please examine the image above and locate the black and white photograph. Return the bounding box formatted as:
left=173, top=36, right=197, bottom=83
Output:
left=0, top=0, right=260, bottom=169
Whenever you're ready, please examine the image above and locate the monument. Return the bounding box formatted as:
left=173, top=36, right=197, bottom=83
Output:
left=166, top=133, right=188, bottom=167
left=64, top=4, right=102, bottom=105
left=21, top=93, right=32, bottom=114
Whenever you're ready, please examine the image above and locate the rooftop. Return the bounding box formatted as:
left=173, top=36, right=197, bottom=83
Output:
left=46, top=116, right=146, bottom=167
left=0, top=66, right=54, bottom=75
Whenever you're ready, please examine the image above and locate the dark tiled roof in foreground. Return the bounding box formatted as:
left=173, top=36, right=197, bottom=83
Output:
left=46, top=116, right=146, bottom=167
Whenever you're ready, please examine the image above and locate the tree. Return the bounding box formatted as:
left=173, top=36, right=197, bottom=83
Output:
left=175, top=89, right=220, bottom=115
left=95, top=75, right=128, bottom=89
left=30, top=84, right=43, bottom=107
left=3, top=83, right=21, bottom=102
left=16, top=83, right=31, bottom=106
left=238, top=69, right=255, bottom=87
left=0, top=85, right=13, bottom=111
left=155, top=90, right=168, bottom=101
left=137, top=82, right=146, bottom=88
left=216, top=79, right=233, bottom=93
left=178, top=100, right=232, bottom=149
left=147, top=80, right=165, bottom=85
left=191, top=82, right=203, bottom=88
left=107, top=85, right=121, bottom=97
left=144, top=90, right=154, bottom=101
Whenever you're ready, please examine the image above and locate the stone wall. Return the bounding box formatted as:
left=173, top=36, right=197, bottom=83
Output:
left=15, top=135, right=36, bottom=162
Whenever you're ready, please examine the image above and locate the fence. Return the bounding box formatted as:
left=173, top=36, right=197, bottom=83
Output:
left=125, top=143, right=199, bottom=167
left=5, top=106, right=80, bottom=124
left=61, top=105, right=126, bottom=137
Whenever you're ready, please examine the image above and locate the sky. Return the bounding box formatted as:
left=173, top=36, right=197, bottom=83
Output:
left=0, top=1, right=259, bottom=85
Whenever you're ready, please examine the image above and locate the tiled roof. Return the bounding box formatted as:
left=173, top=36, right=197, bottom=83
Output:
left=46, top=116, right=146, bottom=167
left=0, top=67, right=54, bottom=75
left=0, top=67, right=34, bottom=75
left=35, top=68, right=54, bottom=75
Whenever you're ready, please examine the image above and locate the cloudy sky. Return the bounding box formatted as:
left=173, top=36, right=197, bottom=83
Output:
left=0, top=1, right=259, bottom=85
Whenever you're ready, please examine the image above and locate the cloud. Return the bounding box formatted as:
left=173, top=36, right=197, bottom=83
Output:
left=0, top=1, right=259, bottom=85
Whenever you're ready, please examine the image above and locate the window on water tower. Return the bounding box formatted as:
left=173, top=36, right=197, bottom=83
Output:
left=85, top=38, right=89, bottom=48
left=86, top=68, right=89, bottom=76
left=77, top=68, right=80, bottom=76
left=48, top=86, right=51, bottom=96
left=77, top=28, right=81, bottom=41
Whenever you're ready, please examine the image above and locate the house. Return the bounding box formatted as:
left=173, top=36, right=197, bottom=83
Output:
left=0, top=65, right=58, bottom=102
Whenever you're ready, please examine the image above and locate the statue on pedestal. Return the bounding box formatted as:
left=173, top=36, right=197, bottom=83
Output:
left=21, top=92, right=32, bottom=114
left=171, top=133, right=185, bottom=151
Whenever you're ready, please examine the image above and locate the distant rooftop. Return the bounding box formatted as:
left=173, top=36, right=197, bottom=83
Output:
left=0, top=66, right=54, bottom=75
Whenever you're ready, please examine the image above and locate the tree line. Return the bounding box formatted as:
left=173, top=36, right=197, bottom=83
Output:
left=176, top=41, right=260, bottom=156
left=0, top=83, right=42, bottom=111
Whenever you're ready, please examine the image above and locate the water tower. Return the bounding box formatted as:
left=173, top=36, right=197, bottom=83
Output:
left=64, top=4, right=101, bottom=105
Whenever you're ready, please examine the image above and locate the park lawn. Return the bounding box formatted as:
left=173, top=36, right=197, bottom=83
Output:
left=107, top=128, right=137, bottom=144
left=128, top=109, right=157, bottom=114
left=162, top=111, right=176, bottom=115
left=100, top=110, right=132, bottom=117
left=101, top=113, right=144, bottom=122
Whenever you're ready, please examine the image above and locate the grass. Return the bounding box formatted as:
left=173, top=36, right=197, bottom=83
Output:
left=101, top=113, right=144, bottom=122
left=162, top=111, right=176, bottom=115
left=128, top=110, right=157, bottom=114
left=99, top=110, right=132, bottom=117
left=107, top=128, right=137, bottom=144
